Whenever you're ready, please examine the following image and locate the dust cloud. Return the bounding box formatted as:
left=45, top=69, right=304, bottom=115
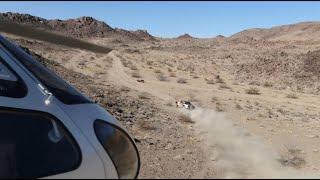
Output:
left=181, top=108, right=319, bottom=179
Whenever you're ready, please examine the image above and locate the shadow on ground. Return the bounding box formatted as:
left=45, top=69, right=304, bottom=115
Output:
left=0, top=21, right=112, bottom=54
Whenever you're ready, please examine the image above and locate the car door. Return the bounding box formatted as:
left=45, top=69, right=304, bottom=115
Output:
left=0, top=45, right=106, bottom=179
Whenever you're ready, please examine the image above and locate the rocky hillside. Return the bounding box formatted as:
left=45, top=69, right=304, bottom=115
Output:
left=230, top=22, right=320, bottom=41
left=177, top=33, right=195, bottom=40
left=0, top=12, right=156, bottom=41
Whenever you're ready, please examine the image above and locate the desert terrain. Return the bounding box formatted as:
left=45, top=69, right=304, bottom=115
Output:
left=2, top=12, right=320, bottom=178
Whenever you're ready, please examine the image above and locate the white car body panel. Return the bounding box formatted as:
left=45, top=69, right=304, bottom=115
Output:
left=0, top=41, right=119, bottom=179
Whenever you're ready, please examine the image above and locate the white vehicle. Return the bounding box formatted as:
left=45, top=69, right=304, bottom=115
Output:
left=0, top=34, right=140, bottom=179
left=176, top=100, right=195, bottom=110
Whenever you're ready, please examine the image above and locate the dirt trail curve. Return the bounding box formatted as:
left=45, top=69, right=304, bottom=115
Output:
left=107, top=50, right=173, bottom=101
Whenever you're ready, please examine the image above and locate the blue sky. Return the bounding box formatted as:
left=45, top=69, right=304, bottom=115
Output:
left=1, top=1, right=320, bottom=38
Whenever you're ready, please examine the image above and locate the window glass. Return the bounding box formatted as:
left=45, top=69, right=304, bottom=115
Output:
left=94, top=120, right=140, bottom=179
left=0, top=108, right=81, bottom=178
left=0, top=56, right=27, bottom=98
left=0, top=35, right=91, bottom=104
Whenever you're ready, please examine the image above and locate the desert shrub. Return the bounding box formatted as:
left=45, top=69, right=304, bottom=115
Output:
left=177, top=78, right=187, bottom=84
left=170, top=72, right=176, bottom=77
left=179, top=114, right=194, bottom=124
left=130, top=65, right=138, bottom=71
left=205, top=78, right=215, bottom=84
left=235, top=103, right=242, bottom=110
left=157, top=73, right=168, bottom=81
left=249, top=81, right=261, bottom=86
left=219, top=84, right=231, bottom=89
left=154, top=69, right=161, bottom=74
left=138, top=92, right=150, bottom=99
left=120, top=86, right=130, bottom=92
left=277, top=108, right=286, bottom=115
left=245, top=87, right=261, bottom=95
left=122, top=60, right=133, bottom=68
left=263, top=82, right=273, bottom=87
left=211, top=96, right=218, bottom=102
left=279, top=146, right=306, bottom=168
left=138, top=120, right=156, bottom=130
left=131, top=71, right=141, bottom=78
left=215, top=102, right=225, bottom=112
left=216, top=76, right=225, bottom=84
left=286, top=93, right=298, bottom=99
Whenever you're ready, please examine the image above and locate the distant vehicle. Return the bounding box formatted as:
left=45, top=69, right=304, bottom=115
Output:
left=176, top=100, right=195, bottom=110
left=0, top=34, right=140, bottom=179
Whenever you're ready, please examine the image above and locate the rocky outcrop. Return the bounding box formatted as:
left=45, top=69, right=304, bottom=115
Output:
left=0, top=12, right=156, bottom=41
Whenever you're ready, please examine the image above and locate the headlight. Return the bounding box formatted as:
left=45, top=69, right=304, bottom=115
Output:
left=94, top=120, right=140, bottom=179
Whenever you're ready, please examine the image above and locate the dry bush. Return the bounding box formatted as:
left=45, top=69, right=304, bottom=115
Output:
left=177, top=78, right=187, bottom=84
left=96, top=54, right=104, bottom=58
left=146, top=61, right=153, bottom=66
left=211, top=96, right=219, bottom=102
left=169, top=72, right=176, bottom=77
left=138, top=92, right=150, bottom=99
left=131, top=71, right=141, bottom=78
left=167, top=68, right=173, bottom=72
left=286, top=93, right=298, bottom=99
left=263, top=82, right=273, bottom=87
left=249, top=81, right=261, bottom=86
left=157, top=73, right=168, bottom=81
left=129, top=65, right=138, bottom=71
left=122, top=60, right=133, bottom=68
left=205, top=78, right=215, bottom=84
left=215, top=102, right=225, bottom=112
left=277, top=108, right=286, bottom=115
left=179, top=114, right=194, bottom=124
left=154, top=69, right=162, bottom=74
left=235, top=103, right=242, bottom=110
left=219, top=84, right=231, bottom=89
left=138, top=120, right=156, bottom=130
left=192, top=75, right=199, bottom=79
left=279, top=146, right=306, bottom=169
left=245, top=87, right=261, bottom=95
left=120, top=86, right=130, bottom=92
left=216, top=76, right=225, bottom=84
